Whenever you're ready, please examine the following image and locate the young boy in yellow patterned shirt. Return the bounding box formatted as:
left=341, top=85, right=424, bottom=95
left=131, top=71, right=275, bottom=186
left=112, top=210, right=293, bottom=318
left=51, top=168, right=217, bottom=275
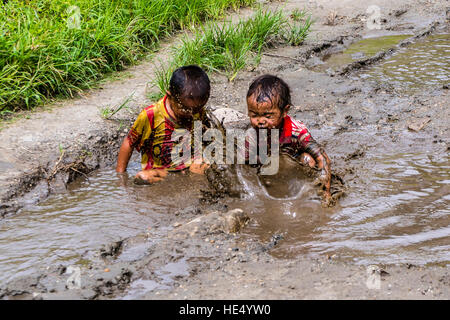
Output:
left=116, top=65, right=210, bottom=183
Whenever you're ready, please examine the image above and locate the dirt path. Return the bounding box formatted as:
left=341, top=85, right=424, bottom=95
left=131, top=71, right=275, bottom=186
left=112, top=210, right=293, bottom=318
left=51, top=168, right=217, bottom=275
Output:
left=0, top=0, right=449, bottom=300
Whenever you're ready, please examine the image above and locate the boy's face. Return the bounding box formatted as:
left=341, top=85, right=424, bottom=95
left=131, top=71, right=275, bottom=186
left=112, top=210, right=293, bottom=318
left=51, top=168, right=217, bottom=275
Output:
left=168, top=92, right=207, bottom=121
left=247, top=95, right=288, bottom=130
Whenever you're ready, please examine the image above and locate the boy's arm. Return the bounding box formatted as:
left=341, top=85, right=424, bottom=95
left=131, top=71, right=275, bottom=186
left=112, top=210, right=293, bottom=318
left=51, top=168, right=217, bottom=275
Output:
left=304, top=141, right=332, bottom=201
left=116, top=137, right=133, bottom=173
left=116, top=109, right=148, bottom=173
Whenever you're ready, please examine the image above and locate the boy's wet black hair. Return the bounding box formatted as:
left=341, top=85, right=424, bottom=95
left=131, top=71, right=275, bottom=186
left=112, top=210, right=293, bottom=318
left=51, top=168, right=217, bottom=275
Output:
left=246, top=74, right=292, bottom=112
left=169, top=65, right=210, bottom=103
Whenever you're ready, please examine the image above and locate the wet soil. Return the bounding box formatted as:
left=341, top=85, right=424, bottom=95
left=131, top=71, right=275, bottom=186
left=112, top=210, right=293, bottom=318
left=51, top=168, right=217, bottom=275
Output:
left=0, top=0, right=449, bottom=299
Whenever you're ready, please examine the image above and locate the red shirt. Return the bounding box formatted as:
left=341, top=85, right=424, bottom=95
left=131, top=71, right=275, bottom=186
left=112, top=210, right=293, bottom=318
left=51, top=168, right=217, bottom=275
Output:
left=244, top=115, right=319, bottom=162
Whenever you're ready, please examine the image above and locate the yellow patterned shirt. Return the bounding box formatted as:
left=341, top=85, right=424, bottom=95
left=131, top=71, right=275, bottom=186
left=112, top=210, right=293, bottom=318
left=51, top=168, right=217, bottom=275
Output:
left=127, top=96, right=205, bottom=171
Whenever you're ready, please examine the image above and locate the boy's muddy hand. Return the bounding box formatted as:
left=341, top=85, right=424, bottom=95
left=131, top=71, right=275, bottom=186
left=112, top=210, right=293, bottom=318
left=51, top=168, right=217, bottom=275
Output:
left=189, top=162, right=210, bottom=175
left=116, top=172, right=129, bottom=187
left=321, top=191, right=334, bottom=208
left=134, top=169, right=168, bottom=184
left=313, top=172, right=334, bottom=207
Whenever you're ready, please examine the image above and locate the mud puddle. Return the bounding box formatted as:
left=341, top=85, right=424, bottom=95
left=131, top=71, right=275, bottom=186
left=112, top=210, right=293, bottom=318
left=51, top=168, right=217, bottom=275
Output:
left=308, top=32, right=450, bottom=93
left=0, top=160, right=209, bottom=286
left=359, top=33, right=450, bottom=92
left=308, top=34, right=413, bottom=72
left=1, top=151, right=448, bottom=287
left=231, top=153, right=449, bottom=266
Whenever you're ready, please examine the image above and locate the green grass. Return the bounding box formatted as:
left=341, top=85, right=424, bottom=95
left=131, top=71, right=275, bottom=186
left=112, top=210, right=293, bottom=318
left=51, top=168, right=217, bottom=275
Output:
left=100, top=91, right=135, bottom=120
left=285, top=10, right=314, bottom=46
left=152, top=8, right=314, bottom=95
left=0, top=0, right=255, bottom=112
left=290, top=8, right=305, bottom=22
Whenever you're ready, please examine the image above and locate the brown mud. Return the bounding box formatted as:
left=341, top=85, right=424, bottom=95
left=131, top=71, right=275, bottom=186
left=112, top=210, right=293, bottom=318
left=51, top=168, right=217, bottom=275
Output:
left=0, top=0, right=449, bottom=299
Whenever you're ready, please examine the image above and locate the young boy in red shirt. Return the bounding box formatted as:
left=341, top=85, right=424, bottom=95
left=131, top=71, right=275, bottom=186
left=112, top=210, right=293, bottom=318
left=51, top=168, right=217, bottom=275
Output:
left=246, top=74, right=332, bottom=205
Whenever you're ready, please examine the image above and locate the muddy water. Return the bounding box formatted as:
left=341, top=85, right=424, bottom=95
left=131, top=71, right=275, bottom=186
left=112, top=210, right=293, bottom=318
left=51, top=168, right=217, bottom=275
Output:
left=233, top=153, right=450, bottom=266
left=0, top=161, right=209, bottom=286
left=359, top=34, right=450, bottom=92
left=0, top=152, right=448, bottom=285
left=310, top=34, right=412, bottom=72
left=311, top=33, right=450, bottom=92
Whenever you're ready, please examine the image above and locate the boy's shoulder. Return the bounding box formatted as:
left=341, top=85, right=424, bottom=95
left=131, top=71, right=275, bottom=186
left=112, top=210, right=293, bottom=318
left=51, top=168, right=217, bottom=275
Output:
left=143, top=97, right=165, bottom=114
left=137, top=97, right=165, bottom=121
left=283, top=115, right=309, bottom=138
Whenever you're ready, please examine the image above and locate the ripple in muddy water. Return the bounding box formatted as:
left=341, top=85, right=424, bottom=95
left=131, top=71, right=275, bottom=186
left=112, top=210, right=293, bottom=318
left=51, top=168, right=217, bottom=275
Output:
left=236, top=153, right=449, bottom=266
left=359, top=34, right=450, bottom=92
left=0, top=162, right=208, bottom=286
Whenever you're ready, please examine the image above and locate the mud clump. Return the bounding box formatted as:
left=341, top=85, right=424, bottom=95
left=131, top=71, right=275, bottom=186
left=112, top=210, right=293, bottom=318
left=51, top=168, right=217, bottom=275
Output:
left=345, top=149, right=366, bottom=161
left=407, top=118, right=431, bottom=132
left=169, top=209, right=250, bottom=240
left=391, top=9, right=408, bottom=17
left=0, top=275, right=44, bottom=299
left=94, top=267, right=133, bottom=297
left=100, top=240, right=124, bottom=259
left=203, top=164, right=244, bottom=200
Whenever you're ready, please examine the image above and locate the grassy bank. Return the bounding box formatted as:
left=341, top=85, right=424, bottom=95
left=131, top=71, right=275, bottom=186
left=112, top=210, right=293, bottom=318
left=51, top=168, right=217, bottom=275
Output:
left=152, top=8, right=313, bottom=95
left=0, top=0, right=255, bottom=112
